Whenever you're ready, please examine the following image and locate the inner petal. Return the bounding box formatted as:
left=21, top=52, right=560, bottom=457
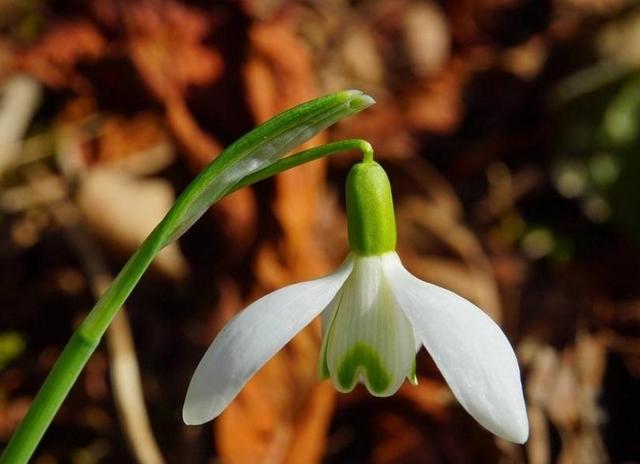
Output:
left=324, top=255, right=416, bottom=397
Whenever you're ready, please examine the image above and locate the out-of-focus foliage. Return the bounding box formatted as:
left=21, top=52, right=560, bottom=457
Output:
left=554, top=65, right=640, bottom=244
left=1, top=0, right=640, bottom=463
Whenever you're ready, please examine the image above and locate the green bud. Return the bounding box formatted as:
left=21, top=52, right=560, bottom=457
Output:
left=346, top=160, right=397, bottom=255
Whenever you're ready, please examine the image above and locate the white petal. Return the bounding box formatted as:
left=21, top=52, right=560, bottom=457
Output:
left=324, top=255, right=416, bottom=396
left=183, top=256, right=354, bottom=425
left=317, top=292, right=341, bottom=380
left=384, top=254, right=529, bottom=444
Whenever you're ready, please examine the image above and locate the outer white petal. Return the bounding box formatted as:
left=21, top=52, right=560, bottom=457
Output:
left=383, top=254, right=529, bottom=444
left=183, top=256, right=354, bottom=425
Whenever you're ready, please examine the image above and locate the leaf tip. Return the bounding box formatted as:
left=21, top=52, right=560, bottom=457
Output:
left=345, top=90, right=376, bottom=113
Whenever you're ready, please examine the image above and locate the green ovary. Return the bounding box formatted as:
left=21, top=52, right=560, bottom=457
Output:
left=336, top=342, right=392, bottom=394
left=346, top=161, right=397, bottom=256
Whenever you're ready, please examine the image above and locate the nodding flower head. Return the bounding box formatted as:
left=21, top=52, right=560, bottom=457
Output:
left=183, top=158, right=529, bottom=444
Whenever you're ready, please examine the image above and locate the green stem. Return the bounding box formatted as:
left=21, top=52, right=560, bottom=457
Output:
left=0, top=332, right=96, bottom=463
left=0, top=236, right=161, bottom=463
left=228, top=139, right=373, bottom=193
left=0, top=139, right=372, bottom=463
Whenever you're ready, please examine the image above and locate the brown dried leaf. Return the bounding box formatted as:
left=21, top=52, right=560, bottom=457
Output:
left=371, top=413, right=433, bottom=464
left=165, top=97, right=224, bottom=169
left=397, top=187, right=502, bottom=321
left=94, top=112, right=168, bottom=166
left=398, top=379, right=449, bottom=417
left=331, top=99, right=415, bottom=161
left=12, top=20, right=106, bottom=91
left=77, top=167, right=188, bottom=280
left=215, top=313, right=329, bottom=463
left=523, top=336, right=609, bottom=464
left=404, top=57, right=468, bottom=133
left=124, top=1, right=226, bottom=170
left=215, top=18, right=335, bottom=464
left=212, top=188, right=258, bottom=261
left=402, top=1, right=451, bottom=78
left=125, top=0, right=223, bottom=101
left=245, top=19, right=331, bottom=277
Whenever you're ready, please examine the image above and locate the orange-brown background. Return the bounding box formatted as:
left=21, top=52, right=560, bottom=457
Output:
left=1, top=1, right=639, bottom=463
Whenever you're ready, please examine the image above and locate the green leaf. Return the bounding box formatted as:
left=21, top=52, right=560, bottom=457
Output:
left=161, top=90, right=375, bottom=245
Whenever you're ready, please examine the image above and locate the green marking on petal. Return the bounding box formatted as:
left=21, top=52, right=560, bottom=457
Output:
left=336, top=342, right=391, bottom=394
left=318, top=340, right=330, bottom=380
left=318, top=289, right=344, bottom=382
left=407, top=359, right=418, bottom=386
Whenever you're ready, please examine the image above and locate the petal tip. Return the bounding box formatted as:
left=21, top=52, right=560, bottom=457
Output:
left=511, top=415, right=530, bottom=445
left=182, top=403, right=214, bottom=426
left=182, top=410, right=201, bottom=426
left=505, top=425, right=529, bottom=445
left=182, top=387, right=217, bottom=426
left=493, top=407, right=529, bottom=444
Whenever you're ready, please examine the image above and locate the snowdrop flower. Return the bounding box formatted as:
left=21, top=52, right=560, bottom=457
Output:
left=183, top=157, right=529, bottom=444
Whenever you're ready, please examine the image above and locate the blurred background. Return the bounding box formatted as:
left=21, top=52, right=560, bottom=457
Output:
left=0, top=0, right=639, bottom=462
